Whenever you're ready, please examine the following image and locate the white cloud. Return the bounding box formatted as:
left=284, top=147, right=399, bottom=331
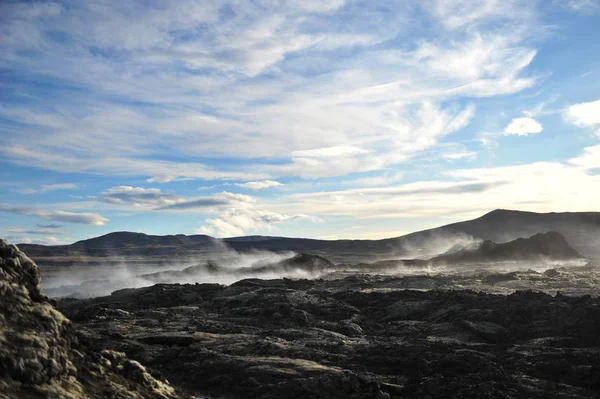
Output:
left=342, top=172, right=403, bottom=187
left=0, top=1, right=540, bottom=180
left=0, top=204, right=108, bottom=225
left=15, top=183, right=77, bottom=195
left=426, top=0, right=533, bottom=30
left=262, top=144, right=600, bottom=220
left=503, top=117, right=543, bottom=136
left=563, top=99, right=600, bottom=134
left=568, top=145, right=600, bottom=170
left=235, top=180, right=284, bottom=190
left=197, top=208, right=315, bottom=237
left=291, top=146, right=368, bottom=158
left=442, top=151, right=478, bottom=161
left=146, top=175, right=178, bottom=184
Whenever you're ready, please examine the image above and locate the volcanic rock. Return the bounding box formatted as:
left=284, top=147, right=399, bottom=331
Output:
left=58, top=274, right=600, bottom=398
left=0, top=239, right=191, bottom=399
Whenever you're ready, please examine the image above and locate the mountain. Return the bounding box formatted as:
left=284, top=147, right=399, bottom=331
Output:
left=430, top=232, right=583, bottom=264
left=426, top=209, right=600, bottom=257
left=222, top=209, right=600, bottom=260
left=16, top=209, right=600, bottom=262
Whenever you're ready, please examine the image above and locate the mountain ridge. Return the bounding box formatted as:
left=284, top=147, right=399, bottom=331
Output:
left=16, top=209, right=600, bottom=261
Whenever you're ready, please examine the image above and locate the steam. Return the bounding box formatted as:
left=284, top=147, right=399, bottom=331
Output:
left=40, top=243, right=308, bottom=299
left=390, top=230, right=483, bottom=260
left=39, top=231, right=592, bottom=299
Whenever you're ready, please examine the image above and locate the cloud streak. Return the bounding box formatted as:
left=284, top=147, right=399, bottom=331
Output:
left=157, top=192, right=255, bottom=211
left=99, top=186, right=184, bottom=208
left=15, top=183, right=77, bottom=195
left=235, top=180, right=284, bottom=190
left=0, top=204, right=108, bottom=225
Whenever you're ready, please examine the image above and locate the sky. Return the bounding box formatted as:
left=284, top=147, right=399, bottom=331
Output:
left=1, top=0, right=600, bottom=245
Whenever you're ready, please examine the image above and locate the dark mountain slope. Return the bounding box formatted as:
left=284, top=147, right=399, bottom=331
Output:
left=224, top=209, right=600, bottom=259
left=429, top=209, right=600, bottom=254
left=431, top=232, right=583, bottom=264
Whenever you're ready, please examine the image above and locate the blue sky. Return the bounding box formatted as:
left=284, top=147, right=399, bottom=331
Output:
left=1, top=0, right=600, bottom=244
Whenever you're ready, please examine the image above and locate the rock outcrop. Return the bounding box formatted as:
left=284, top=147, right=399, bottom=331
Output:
left=0, top=239, right=191, bottom=399
left=431, top=232, right=583, bottom=264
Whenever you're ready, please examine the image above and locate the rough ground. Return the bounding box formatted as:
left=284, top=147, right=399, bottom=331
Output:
left=0, top=239, right=191, bottom=399
left=60, top=276, right=600, bottom=399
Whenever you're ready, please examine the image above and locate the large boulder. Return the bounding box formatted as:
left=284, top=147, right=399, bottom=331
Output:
left=0, top=239, right=191, bottom=399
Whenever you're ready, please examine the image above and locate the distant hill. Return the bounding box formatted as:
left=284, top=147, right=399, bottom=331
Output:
left=430, top=232, right=583, bottom=264
left=222, top=209, right=600, bottom=259
left=16, top=209, right=600, bottom=262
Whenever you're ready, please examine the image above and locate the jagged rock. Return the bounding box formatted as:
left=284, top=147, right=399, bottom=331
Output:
left=0, top=239, right=191, bottom=399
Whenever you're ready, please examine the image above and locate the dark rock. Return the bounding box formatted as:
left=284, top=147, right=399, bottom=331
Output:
left=432, top=232, right=584, bottom=264
left=56, top=274, right=600, bottom=398
left=544, top=268, right=560, bottom=277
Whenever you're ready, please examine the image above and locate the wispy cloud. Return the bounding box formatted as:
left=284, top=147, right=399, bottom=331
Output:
left=0, top=204, right=108, bottom=225
left=235, top=180, right=284, bottom=190
left=99, top=186, right=184, bottom=208
left=4, top=227, right=67, bottom=236
left=146, top=176, right=178, bottom=184
left=0, top=0, right=540, bottom=180
left=158, top=192, right=255, bottom=211
left=14, top=183, right=77, bottom=195
left=559, top=0, right=600, bottom=13
left=37, top=224, right=64, bottom=229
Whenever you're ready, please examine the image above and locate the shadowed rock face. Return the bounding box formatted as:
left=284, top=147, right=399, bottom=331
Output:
left=0, top=239, right=192, bottom=399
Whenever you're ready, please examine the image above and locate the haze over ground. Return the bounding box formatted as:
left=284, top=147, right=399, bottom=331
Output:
left=1, top=1, right=600, bottom=245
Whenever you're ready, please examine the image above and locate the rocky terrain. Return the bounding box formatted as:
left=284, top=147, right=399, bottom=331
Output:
left=58, top=275, right=600, bottom=398
left=4, top=223, right=600, bottom=398
left=0, top=239, right=191, bottom=399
